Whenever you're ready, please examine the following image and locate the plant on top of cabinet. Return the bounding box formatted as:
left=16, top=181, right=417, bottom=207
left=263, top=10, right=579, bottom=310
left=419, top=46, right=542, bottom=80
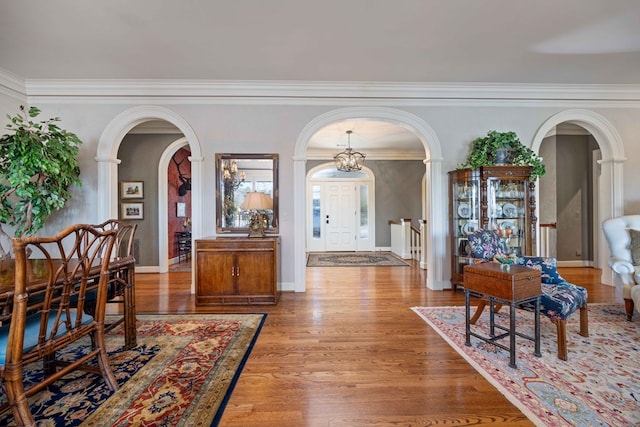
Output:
left=0, top=106, right=82, bottom=257
left=459, top=130, right=545, bottom=180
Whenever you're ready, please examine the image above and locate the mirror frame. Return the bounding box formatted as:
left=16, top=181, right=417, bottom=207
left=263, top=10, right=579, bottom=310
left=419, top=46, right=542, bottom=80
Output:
left=215, top=153, right=279, bottom=234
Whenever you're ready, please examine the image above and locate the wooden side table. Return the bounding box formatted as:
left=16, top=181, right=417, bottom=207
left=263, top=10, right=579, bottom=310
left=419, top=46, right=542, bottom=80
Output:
left=463, top=262, right=542, bottom=368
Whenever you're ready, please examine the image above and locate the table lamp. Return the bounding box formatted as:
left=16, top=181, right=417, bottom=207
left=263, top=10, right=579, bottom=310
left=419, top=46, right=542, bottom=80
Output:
left=240, top=192, right=273, bottom=238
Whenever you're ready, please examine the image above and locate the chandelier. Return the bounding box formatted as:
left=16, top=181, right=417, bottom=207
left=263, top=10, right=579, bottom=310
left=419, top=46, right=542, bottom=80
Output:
left=334, top=130, right=366, bottom=172
left=222, top=160, right=246, bottom=191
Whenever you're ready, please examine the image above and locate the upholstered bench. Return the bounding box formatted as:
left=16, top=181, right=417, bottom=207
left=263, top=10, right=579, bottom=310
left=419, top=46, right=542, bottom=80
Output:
left=515, top=256, right=589, bottom=361
left=467, top=229, right=589, bottom=361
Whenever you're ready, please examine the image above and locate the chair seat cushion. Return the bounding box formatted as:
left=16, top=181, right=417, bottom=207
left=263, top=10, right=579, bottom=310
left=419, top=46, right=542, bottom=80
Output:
left=0, top=310, right=93, bottom=365
left=520, top=281, right=588, bottom=321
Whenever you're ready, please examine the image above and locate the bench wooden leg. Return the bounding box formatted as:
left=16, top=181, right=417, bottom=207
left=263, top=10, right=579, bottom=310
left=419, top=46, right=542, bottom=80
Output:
left=470, top=299, right=503, bottom=324
left=552, top=304, right=588, bottom=361
left=579, top=305, right=589, bottom=337
left=553, top=318, right=568, bottom=361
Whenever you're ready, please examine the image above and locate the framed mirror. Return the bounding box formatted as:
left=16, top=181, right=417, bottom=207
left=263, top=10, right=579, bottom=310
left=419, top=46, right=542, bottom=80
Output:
left=215, top=153, right=279, bottom=234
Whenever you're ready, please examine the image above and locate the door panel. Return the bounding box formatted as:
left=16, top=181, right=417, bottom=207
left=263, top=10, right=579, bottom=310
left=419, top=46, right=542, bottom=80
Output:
left=236, top=251, right=274, bottom=295
left=326, top=183, right=357, bottom=251
left=196, top=251, right=235, bottom=296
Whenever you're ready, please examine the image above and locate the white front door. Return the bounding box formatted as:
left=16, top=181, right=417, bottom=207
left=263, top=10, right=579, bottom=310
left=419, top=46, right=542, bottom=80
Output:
left=325, top=182, right=357, bottom=251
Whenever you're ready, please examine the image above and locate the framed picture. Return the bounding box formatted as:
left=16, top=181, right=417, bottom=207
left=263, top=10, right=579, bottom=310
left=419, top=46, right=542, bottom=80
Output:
left=176, top=202, right=187, bottom=217
left=121, top=202, right=144, bottom=220
left=121, top=181, right=144, bottom=199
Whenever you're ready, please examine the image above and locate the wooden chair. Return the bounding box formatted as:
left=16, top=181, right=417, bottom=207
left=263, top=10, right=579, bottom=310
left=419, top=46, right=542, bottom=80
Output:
left=0, top=224, right=118, bottom=426
left=88, top=219, right=137, bottom=346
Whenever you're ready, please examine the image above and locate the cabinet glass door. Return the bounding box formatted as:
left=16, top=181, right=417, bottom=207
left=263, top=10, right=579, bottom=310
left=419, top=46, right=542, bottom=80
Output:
left=453, top=178, right=479, bottom=265
left=487, top=178, right=526, bottom=256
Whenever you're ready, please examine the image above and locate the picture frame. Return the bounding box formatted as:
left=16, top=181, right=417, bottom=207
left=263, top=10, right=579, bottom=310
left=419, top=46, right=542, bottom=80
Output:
left=176, top=202, right=187, bottom=217
left=121, top=181, right=144, bottom=199
left=121, top=202, right=144, bottom=220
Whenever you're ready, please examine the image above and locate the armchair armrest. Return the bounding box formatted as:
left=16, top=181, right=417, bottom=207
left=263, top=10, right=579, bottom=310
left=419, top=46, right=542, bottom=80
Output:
left=608, top=257, right=638, bottom=295
left=608, top=256, right=634, bottom=274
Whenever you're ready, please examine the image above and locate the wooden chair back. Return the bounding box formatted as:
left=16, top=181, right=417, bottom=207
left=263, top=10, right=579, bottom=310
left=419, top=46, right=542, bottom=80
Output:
left=90, top=219, right=137, bottom=259
left=88, top=219, right=138, bottom=344
left=0, top=224, right=118, bottom=426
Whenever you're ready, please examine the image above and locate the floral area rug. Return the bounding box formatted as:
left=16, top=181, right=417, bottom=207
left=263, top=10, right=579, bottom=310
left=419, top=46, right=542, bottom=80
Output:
left=412, top=304, right=639, bottom=426
left=0, top=313, right=266, bottom=427
left=307, top=251, right=410, bottom=267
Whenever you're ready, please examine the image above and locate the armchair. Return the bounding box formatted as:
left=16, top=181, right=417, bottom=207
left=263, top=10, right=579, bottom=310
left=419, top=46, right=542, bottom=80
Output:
left=602, top=215, right=640, bottom=320
left=466, top=229, right=589, bottom=361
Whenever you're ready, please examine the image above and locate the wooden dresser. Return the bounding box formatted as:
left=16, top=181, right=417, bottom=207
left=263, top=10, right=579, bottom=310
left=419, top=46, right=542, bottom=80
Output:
left=195, top=236, right=280, bottom=305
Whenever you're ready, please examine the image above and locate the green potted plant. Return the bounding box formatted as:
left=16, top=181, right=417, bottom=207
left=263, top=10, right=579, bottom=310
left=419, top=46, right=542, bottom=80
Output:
left=0, top=105, right=82, bottom=257
left=459, top=130, right=545, bottom=180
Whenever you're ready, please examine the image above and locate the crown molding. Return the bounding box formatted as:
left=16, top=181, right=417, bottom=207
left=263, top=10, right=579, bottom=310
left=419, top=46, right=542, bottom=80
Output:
left=0, top=68, right=27, bottom=102
left=20, top=79, right=640, bottom=103
left=0, top=69, right=637, bottom=106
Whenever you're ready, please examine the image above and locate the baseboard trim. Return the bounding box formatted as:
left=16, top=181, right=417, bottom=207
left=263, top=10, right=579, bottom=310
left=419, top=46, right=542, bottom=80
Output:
left=557, top=260, right=593, bottom=268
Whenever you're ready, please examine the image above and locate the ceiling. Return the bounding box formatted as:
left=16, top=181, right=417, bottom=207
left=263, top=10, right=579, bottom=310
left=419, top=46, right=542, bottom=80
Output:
left=1, top=1, right=639, bottom=84
left=2, top=1, right=639, bottom=156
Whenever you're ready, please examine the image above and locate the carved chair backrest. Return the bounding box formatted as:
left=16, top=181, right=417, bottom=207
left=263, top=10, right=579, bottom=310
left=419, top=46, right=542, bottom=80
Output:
left=90, top=219, right=137, bottom=260
left=6, top=224, right=116, bottom=367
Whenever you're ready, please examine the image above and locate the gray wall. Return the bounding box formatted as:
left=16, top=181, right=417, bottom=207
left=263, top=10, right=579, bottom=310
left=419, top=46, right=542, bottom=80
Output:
left=118, top=133, right=183, bottom=266
left=554, top=135, right=598, bottom=262
left=306, top=160, right=425, bottom=247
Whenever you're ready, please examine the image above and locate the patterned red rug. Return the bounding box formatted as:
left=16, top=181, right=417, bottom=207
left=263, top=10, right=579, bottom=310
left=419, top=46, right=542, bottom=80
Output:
left=307, top=251, right=410, bottom=267
left=412, top=304, right=639, bottom=426
left=0, top=313, right=265, bottom=426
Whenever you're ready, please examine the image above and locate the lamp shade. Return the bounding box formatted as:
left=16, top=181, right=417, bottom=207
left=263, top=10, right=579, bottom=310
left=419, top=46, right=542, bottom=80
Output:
left=241, top=192, right=273, bottom=210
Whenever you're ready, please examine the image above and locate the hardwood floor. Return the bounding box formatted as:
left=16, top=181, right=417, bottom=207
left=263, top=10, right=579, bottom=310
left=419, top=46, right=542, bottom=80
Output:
left=131, top=264, right=618, bottom=427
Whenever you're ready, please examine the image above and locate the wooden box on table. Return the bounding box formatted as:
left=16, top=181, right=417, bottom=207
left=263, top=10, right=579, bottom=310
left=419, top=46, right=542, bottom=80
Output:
left=463, top=262, right=541, bottom=301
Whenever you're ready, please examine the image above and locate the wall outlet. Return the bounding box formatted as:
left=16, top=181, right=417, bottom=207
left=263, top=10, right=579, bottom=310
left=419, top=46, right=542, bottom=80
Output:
left=576, top=250, right=582, bottom=257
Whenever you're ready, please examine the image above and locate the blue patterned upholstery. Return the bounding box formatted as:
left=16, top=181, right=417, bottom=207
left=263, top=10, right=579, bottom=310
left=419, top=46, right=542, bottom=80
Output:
left=467, top=229, right=507, bottom=259
left=515, top=256, right=588, bottom=321
left=468, top=231, right=588, bottom=322
left=516, top=256, right=565, bottom=284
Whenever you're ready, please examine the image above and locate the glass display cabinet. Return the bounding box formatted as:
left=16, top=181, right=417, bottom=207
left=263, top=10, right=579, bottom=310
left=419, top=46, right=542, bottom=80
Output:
left=449, top=166, right=537, bottom=291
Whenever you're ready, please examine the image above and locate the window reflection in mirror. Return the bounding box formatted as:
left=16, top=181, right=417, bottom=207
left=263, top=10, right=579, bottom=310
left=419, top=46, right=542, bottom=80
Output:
left=215, top=153, right=279, bottom=234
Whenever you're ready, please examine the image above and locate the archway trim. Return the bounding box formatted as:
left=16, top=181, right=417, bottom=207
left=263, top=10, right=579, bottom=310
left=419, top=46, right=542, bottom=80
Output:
left=293, top=107, right=446, bottom=292
left=96, top=106, right=202, bottom=286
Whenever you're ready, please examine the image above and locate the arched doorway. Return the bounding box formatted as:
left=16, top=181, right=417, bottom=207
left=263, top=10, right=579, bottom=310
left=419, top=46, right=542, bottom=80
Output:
left=531, top=109, right=625, bottom=287
left=293, top=107, right=445, bottom=292
left=160, top=138, right=192, bottom=272
left=97, top=106, right=203, bottom=292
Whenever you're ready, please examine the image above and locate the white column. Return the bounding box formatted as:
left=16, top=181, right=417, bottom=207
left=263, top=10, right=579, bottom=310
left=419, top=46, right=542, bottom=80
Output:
left=293, top=156, right=307, bottom=292
left=424, top=157, right=447, bottom=290
left=95, top=155, right=120, bottom=222
left=599, top=158, right=624, bottom=286
left=419, top=219, right=427, bottom=269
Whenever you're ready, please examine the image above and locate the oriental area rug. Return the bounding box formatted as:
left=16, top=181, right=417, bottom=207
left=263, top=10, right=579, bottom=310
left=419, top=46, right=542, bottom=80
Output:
left=0, top=313, right=266, bottom=427
left=307, top=251, right=410, bottom=267
left=412, top=304, right=639, bottom=426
